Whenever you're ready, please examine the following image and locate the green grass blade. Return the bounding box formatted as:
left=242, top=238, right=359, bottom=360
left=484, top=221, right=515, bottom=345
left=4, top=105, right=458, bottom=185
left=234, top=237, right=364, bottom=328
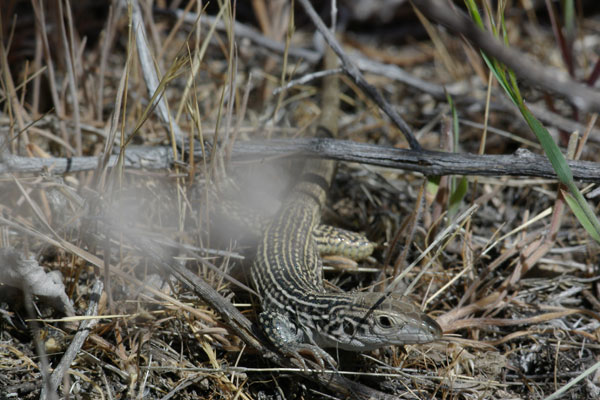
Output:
left=449, top=176, right=469, bottom=218
left=562, top=190, right=600, bottom=243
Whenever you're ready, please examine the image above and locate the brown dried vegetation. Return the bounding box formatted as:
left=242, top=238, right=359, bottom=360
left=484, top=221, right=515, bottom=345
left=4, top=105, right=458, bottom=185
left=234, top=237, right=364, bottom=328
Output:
left=1, top=1, right=600, bottom=399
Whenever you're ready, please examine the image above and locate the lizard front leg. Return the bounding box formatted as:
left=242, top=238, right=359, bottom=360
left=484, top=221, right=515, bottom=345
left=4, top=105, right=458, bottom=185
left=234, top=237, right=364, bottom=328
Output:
left=259, top=308, right=337, bottom=370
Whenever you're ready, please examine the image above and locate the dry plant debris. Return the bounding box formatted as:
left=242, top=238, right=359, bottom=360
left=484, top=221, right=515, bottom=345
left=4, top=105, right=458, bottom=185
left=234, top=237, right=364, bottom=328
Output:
left=1, top=1, right=600, bottom=399
left=0, top=247, right=75, bottom=317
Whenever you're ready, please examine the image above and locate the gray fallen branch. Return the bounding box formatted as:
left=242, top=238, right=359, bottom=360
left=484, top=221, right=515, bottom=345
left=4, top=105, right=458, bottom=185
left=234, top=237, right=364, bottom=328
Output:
left=230, top=138, right=600, bottom=183
left=1, top=138, right=599, bottom=183
left=0, top=146, right=172, bottom=175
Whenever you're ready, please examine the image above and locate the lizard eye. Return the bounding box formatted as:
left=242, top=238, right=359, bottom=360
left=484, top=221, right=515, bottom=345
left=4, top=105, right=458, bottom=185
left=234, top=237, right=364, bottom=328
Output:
left=377, top=315, right=393, bottom=328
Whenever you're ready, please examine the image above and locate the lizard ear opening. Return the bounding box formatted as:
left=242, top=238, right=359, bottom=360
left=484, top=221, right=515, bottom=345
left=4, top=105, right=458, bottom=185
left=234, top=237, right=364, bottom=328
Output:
left=343, top=321, right=355, bottom=335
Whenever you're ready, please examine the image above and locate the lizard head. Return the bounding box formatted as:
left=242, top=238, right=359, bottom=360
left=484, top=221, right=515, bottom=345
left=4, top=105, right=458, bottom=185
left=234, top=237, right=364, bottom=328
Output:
left=316, top=292, right=442, bottom=351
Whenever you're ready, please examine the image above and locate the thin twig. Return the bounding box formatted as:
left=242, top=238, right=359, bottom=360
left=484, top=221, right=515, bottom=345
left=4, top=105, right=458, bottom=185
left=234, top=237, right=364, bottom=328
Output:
left=272, top=68, right=343, bottom=95
left=165, top=7, right=321, bottom=63
left=297, top=0, right=422, bottom=151
left=41, top=280, right=104, bottom=398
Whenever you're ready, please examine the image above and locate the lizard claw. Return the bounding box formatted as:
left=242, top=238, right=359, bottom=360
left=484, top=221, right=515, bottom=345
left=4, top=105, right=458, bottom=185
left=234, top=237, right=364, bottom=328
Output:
left=289, top=344, right=337, bottom=372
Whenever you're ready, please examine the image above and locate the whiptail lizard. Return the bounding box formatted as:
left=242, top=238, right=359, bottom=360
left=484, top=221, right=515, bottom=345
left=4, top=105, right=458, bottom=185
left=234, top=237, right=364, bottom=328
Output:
left=251, top=138, right=442, bottom=367
left=251, top=46, right=440, bottom=367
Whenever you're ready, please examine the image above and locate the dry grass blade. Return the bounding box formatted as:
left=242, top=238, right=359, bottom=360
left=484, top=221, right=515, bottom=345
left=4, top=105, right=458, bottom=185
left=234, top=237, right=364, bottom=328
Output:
left=130, top=0, right=185, bottom=147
